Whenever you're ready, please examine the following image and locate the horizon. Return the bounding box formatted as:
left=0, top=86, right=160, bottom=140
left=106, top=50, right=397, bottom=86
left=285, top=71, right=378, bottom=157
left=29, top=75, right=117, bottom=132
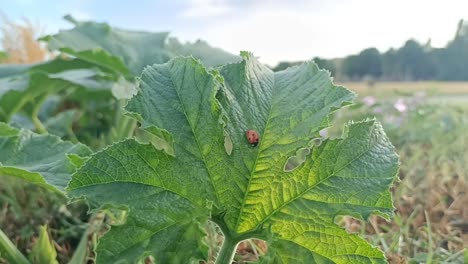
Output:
left=2, top=0, right=468, bottom=65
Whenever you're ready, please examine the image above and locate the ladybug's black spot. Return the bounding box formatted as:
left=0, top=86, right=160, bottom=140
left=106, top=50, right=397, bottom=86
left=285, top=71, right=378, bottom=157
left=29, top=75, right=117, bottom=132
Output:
left=251, top=140, right=259, bottom=147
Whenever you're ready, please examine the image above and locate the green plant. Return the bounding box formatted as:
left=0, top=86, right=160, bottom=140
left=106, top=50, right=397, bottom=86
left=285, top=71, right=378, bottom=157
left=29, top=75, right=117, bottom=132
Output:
left=0, top=224, right=89, bottom=264
left=1, top=52, right=399, bottom=263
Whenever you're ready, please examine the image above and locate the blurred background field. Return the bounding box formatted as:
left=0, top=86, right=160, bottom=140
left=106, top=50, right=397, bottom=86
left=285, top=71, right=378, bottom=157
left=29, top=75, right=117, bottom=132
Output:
left=340, top=82, right=468, bottom=97
left=0, top=2, right=467, bottom=263
left=330, top=92, right=468, bottom=263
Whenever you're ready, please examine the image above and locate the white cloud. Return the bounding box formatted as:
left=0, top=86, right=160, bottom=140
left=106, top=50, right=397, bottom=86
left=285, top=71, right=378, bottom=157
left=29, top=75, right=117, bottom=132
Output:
left=6, top=0, right=468, bottom=65
left=175, top=0, right=468, bottom=65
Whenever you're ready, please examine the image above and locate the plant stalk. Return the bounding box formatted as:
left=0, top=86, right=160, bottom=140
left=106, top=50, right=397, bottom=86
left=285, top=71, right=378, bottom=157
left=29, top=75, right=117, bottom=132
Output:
left=215, top=234, right=238, bottom=264
left=0, top=228, right=30, bottom=264
left=31, top=96, right=48, bottom=134
left=32, top=115, right=47, bottom=134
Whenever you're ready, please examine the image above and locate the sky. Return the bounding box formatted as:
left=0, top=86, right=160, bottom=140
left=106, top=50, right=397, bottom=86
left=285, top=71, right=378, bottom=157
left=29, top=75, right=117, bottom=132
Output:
left=2, top=0, right=468, bottom=65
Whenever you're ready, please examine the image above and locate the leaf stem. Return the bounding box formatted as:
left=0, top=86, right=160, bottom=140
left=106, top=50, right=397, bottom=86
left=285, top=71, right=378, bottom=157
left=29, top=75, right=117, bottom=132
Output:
left=211, top=216, right=267, bottom=264
left=215, top=234, right=238, bottom=264
left=0, top=228, right=31, bottom=264
left=32, top=115, right=47, bottom=134
left=31, top=96, right=48, bottom=134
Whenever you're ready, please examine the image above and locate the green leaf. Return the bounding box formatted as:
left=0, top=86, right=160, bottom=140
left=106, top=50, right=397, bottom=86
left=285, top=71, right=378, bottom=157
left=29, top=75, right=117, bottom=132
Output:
left=0, top=59, right=115, bottom=121
left=166, top=38, right=241, bottom=69
left=42, top=16, right=240, bottom=75
left=58, top=47, right=131, bottom=76
left=68, top=54, right=399, bottom=263
left=0, top=123, right=91, bottom=192
left=28, top=225, right=59, bottom=264
left=0, top=64, right=31, bottom=119
left=43, top=110, right=77, bottom=138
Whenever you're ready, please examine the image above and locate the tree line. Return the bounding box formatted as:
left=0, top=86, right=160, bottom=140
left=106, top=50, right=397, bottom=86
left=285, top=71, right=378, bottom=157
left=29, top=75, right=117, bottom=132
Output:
left=273, top=20, right=468, bottom=81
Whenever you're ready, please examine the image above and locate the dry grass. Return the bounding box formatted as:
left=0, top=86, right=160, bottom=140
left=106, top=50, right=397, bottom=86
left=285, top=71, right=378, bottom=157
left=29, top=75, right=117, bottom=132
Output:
left=332, top=97, right=468, bottom=263
left=0, top=14, right=51, bottom=64
left=340, top=147, right=468, bottom=263
left=339, top=81, right=468, bottom=97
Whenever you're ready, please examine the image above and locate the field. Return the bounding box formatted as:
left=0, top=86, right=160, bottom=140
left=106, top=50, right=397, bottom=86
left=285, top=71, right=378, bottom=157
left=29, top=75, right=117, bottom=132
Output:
left=340, top=81, right=468, bottom=96
left=330, top=82, right=468, bottom=263
left=1, top=81, right=466, bottom=263
left=0, top=17, right=467, bottom=264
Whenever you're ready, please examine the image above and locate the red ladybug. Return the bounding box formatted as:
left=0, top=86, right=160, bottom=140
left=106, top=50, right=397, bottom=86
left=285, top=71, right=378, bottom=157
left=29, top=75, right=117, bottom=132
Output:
left=246, top=130, right=259, bottom=147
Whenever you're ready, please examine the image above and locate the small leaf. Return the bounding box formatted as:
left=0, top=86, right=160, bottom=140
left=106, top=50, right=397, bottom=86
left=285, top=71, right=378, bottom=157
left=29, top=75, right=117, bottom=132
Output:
left=29, top=225, right=59, bottom=264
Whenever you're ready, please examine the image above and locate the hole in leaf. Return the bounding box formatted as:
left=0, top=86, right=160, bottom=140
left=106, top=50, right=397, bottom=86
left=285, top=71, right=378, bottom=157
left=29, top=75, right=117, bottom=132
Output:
left=205, top=221, right=268, bottom=263
left=224, top=130, right=233, bottom=155
left=283, top=138, right=322, bottom=172
left=101, top=206, right=129, bottom=226
left=284, top=148, right=310, bottom=172
left=135, top=127, right=174, bottom=156
left=235, top=239, right=268, bottom=262
left=310, top=137, right=322, bottom=147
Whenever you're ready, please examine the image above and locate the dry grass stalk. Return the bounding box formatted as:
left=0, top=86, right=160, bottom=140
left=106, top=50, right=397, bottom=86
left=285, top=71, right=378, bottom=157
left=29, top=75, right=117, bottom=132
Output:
left=0, top=14, right=52, bottom=63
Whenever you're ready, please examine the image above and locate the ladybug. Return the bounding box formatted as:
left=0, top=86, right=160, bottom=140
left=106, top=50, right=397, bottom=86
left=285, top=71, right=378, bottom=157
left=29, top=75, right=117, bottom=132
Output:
left=245, top=129, right=259, bottom=147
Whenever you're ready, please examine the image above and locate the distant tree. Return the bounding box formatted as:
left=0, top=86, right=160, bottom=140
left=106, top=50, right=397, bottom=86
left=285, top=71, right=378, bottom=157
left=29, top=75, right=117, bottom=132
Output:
left=396, top=40, right=435, bottom=80
left=358, top=48, right=382, bottom=78
left=434, top=19, right=468, bottom=80
left=313, top=57, right=336, bottom=76
left=342, top=55, right=360, bottom=80
left=342, top=48, right=382, bottom=79
left=275, top=20, right=468, bottom=81
left=382, top=48, right=402, bottom=80
left=272, top=58, right=337, bottom=76
left=272, top=61, right=302, bottom=72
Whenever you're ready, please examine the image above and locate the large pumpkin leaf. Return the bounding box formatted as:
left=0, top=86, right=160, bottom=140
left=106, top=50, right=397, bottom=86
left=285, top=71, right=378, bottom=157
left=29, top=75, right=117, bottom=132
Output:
left=0, top=123, right=91, bottom=192
left=42, top=15, right=240, bottom=75
left=67, top=53, right=399, bottom=263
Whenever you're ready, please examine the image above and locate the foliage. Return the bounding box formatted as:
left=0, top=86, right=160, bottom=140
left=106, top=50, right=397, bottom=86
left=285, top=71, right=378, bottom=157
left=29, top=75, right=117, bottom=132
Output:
left=0, top=123, right=91, bottom=192
left=0, top=15, right=401, bottom=263
left=1, top=15, right=241, bottom=149
left=69, top=53, right=399, bottom=263
left=41, top=15, right=240, bottom=75
left=0, top=175, right=91, bottom=264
